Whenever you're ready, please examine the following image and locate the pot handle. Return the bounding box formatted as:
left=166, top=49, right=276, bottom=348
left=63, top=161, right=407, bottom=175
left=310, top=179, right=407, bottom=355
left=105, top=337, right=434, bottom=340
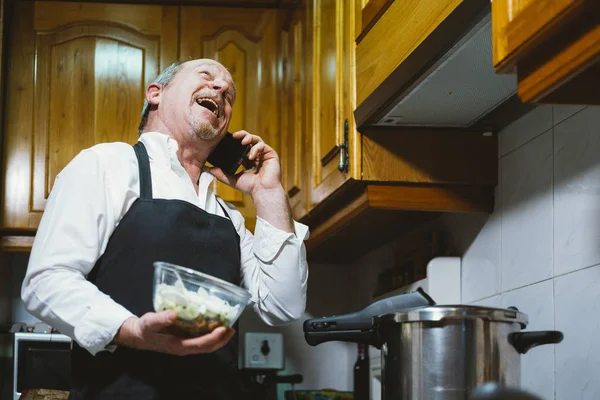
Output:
left=508, top=331, right=564, bottom=354
left=304, top=329, right=383, bottom=348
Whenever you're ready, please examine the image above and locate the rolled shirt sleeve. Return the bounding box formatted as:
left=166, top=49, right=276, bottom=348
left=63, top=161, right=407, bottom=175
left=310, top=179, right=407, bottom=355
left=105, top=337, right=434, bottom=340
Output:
left=21, top=147, right=134, bottom=355
left=235, top=212, right=310, bottom=326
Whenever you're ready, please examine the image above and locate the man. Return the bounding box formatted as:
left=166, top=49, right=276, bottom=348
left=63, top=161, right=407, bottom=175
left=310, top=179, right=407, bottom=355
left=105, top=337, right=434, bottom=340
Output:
left=21, top=58, right=309, bottom=399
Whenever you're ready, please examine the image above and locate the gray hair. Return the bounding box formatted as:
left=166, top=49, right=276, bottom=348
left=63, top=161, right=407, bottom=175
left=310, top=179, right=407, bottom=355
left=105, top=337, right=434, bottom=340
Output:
left=138, top=60, right=185, bottom=135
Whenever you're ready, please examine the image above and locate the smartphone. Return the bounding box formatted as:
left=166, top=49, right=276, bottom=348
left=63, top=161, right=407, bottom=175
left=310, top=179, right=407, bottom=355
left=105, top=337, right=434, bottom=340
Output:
left=207, top=132, right=252, bottom=176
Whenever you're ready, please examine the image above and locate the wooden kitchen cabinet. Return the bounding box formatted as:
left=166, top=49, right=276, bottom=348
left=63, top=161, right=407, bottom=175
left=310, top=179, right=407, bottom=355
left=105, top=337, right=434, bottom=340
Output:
left=295, top=0, right=499, bottom=262
left=280, top=11, right=308, bottom=221
left=1, top=1, right=178, bottom=238
left=180, top=7, right=283, bottom=232
left=1, top=2, right=283, bottom=246
left=0, top=0, right=507, bottom=258
left=276, top=0, right=360, bottom=222
left=0, top=0, right=8, bottom=221
left=305, top=0, right=361, bottom=210
left=492, top=0, right=600, bottom=104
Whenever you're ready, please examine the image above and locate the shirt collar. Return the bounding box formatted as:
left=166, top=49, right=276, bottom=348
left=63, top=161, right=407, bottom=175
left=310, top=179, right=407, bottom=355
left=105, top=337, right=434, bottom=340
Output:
left=138, top=131, right=216, bottom=186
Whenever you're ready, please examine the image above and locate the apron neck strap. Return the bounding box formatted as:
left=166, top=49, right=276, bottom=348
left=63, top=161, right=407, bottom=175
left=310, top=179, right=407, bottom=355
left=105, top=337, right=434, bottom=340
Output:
left=133, top=142, right=153, bottom=200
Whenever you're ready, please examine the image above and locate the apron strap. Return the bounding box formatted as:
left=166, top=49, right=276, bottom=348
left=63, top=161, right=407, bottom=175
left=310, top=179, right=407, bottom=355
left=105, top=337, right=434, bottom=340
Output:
left=216, top=197, right=232, bottom=220
left=133, top=142, right=153, bottom=200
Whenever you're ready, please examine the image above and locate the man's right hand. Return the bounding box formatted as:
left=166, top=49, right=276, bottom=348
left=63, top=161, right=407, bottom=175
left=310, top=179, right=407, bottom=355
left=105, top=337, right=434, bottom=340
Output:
left=114, top=310, right=235, bottom=356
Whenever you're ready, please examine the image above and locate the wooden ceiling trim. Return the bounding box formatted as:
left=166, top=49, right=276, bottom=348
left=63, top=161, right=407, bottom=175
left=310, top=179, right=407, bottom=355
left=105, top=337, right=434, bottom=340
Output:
left=30, top=0, right=299, bottom=8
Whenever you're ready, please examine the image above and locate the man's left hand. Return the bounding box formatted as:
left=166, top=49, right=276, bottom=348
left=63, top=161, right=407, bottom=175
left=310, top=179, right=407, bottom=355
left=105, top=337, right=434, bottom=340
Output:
left=209, top=130, right=283, bottom=197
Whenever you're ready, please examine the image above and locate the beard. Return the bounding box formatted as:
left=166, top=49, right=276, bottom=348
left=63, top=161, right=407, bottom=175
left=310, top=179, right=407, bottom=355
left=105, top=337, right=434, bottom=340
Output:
left=187, top=108, right=220, bottom=140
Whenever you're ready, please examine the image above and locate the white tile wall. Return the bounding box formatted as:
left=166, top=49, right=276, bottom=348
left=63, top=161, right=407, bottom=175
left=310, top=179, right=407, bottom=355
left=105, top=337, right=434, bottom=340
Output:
left=239, top=306, right=355, bottom=400
left=555, top=264, right=600, bottom=400
left=501, top=281, right=554, bottom=400
left=470, top=295, right=501, bottom=308
left=461, top=211, right=501, bottom=303
left=553, top=105, right=586, bottom=126
left=501, top=131, right=553, bottom=291
left=446, top=105, right=600, bottom=400
left=499, top=105, right=552, bottom=157
left=238, top=263, right=359, bottom=399
left=554, top=107, right=600, bottom=276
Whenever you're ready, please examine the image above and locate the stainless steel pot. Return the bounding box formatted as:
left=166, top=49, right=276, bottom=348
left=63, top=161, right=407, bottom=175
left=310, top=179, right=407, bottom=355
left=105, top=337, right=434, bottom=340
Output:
left=304, top=290, right=563, bottom=400
left=376, top=305, right=562, bottom=399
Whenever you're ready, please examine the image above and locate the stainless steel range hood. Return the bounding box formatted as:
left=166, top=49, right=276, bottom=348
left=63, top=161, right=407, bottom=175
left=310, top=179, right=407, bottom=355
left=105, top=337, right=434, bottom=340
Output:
left=355, top=7, right=521, bottom=130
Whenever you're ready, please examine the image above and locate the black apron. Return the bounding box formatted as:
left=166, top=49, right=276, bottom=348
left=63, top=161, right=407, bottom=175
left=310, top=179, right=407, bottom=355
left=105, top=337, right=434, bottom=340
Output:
left=69, top=141, right=243, bottom=400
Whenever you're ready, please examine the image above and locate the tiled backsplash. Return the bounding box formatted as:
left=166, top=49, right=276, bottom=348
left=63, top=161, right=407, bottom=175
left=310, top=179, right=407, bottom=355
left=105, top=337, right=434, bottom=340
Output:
left=441, top=105, right=600, bottom=400
left=238, top=262, right=362, bottom=399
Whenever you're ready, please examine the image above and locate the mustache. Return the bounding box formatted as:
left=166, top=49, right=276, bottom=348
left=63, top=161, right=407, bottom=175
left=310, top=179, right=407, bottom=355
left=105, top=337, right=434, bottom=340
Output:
left=194, top=89, right=219, bottom=100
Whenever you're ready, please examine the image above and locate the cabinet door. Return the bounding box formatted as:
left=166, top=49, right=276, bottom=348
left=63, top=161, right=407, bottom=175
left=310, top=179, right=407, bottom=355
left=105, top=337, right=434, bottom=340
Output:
left=307, top=0, right=360, bottom=210
left=280, top=12, right=307, bottom=221
left=180, top=8, right=282, bottom=232
left=2, top=1, right=178, bottom=230
left=492, top=0, right=600, bottom=104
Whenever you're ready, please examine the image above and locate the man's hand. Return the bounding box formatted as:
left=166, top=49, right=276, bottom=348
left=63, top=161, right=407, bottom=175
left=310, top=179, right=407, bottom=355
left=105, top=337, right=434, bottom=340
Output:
left=115, top=310, right=235, bottom=356
left=209, top=130, right=294, bottom=233
left=208, top=130, right=282, bottom=197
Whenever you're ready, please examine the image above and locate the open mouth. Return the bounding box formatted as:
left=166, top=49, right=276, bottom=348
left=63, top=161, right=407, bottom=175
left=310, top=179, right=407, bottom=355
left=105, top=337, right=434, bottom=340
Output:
left=196, top=97, right=220, bottom=118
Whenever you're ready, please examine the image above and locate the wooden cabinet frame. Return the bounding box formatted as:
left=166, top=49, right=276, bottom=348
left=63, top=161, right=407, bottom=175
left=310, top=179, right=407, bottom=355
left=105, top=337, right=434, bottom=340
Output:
left=493, top=0, right=600, bottom=104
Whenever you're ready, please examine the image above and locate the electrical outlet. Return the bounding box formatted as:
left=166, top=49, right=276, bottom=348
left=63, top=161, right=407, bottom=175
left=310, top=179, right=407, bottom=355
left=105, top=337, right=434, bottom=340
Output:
left=243, top=332, right=284, bottom=370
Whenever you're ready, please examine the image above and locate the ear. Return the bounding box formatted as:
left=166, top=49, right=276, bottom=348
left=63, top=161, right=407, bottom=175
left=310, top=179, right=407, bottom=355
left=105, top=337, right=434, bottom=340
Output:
left=145, top=83, right=162, bottom=106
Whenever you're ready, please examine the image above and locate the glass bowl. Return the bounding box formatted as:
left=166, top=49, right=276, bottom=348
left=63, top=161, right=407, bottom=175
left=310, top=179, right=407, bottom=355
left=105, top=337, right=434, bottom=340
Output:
left=153, top=261, right=252, bottom=337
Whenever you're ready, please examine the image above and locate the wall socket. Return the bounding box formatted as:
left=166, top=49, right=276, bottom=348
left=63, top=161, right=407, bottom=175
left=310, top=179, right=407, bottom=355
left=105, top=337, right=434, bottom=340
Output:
left=243, top=332, right=284, bottom=370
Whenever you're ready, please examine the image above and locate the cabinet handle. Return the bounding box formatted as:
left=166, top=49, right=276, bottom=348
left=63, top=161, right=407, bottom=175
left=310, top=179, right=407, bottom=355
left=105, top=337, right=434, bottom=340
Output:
left=287, top=186, right=300, bottom=198
left=337, top=119, right=349, bottom=173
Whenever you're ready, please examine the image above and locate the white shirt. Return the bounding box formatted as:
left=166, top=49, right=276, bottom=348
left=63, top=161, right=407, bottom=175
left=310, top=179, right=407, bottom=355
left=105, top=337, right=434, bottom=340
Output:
left=21, top=132, right=309, bottom=355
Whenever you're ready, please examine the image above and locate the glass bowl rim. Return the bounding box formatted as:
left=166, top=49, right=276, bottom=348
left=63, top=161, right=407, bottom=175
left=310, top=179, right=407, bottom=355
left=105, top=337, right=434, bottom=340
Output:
left=153, top=261, right=252, bottom=302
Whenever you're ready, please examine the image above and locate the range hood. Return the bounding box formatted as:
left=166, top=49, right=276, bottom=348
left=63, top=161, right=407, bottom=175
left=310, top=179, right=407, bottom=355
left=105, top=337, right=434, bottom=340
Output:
left=355, top=4, right=528, bottom=131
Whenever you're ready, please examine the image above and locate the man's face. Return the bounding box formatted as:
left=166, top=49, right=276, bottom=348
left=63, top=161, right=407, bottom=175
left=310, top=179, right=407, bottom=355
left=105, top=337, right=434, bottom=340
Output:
left=159, top=59, right=235, bottom=141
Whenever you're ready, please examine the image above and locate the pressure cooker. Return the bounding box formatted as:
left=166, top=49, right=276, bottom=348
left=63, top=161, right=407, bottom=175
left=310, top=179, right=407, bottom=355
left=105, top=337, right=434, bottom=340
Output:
left=303, top=288, right=563, bottom=400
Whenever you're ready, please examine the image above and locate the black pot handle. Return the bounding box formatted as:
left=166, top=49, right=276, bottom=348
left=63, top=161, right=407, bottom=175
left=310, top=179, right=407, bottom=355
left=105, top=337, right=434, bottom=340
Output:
left=304, top=329, right=383, bottom=348
left=508, top=331, right=564, bottom=354
left=303, top=287, right=434, bottom=349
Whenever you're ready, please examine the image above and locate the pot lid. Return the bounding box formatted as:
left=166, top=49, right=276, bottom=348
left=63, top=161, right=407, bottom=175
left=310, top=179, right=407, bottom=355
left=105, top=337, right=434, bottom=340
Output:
left=377, top=305, right=528, bottom=328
